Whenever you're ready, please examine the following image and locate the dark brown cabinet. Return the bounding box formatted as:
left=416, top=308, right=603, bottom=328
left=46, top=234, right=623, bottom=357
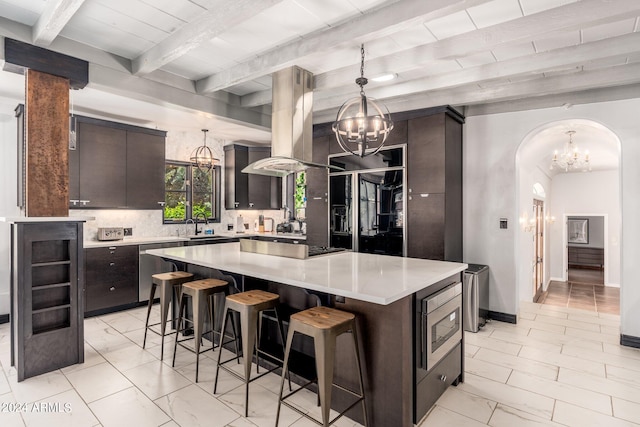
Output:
left=73, top=121, right=127, bottom=208
left=407, top=109, right=463, bottom=261
left=11, top=221, right=85, bottom=381
left=70, top=116, right=166, bottom=209
left=568, top=246, right=604, bottom=268
left=85, top=245, right=139, bottom=314
left=224, top=144, right=281, bottom=209
left=126, top=130, right=166, bottom=208
left=305, top=132, right=331, bottom=247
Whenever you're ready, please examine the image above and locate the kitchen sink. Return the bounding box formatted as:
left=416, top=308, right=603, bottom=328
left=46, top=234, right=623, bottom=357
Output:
left=186, top=235, right=231, bottom=240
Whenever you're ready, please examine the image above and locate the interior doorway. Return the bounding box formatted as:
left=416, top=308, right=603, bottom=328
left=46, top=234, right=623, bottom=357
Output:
left=567, top=215, right=605, bottom=286
left=532, top=199, right=544, bottom=302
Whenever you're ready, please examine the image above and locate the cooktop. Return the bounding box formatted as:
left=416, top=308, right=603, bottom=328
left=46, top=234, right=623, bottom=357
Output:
left=307, top=246, right=347, bottom=257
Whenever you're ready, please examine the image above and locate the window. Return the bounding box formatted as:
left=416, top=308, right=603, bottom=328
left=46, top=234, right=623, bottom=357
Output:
left=163, top=161, right=221, bottom=223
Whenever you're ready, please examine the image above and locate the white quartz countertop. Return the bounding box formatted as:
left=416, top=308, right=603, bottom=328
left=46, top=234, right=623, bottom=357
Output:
left=83, top=232, right=306, bottom=248
left=146, top=242, right=467, bottom=305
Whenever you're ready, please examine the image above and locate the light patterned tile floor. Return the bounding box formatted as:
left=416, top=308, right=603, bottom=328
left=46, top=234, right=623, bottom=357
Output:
left=0, top=302, right=638, bottom=427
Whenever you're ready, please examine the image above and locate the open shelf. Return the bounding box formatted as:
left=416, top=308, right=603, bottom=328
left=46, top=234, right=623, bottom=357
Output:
left=32, top=286, right=71, bottom=311
left=32, top=307, right=71, bottom=334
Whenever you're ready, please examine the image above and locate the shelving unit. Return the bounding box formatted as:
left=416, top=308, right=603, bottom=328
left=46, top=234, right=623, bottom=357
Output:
left=10, top=220, right=85, bottom=381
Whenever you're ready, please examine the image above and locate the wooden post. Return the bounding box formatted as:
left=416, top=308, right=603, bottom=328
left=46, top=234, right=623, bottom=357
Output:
left=25, top=69, right=69, bottom=217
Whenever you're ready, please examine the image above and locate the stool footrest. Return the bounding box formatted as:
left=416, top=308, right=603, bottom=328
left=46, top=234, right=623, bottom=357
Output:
left=175, top=337, right=216, bottom=355
left=217, top=361, right=279, bottom=384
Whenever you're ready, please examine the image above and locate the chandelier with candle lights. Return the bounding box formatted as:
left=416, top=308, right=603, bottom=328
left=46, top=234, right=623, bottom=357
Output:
left=332, top=44, right=394, bottom=157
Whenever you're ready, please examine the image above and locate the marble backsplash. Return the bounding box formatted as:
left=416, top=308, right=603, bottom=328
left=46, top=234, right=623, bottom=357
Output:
left=75, top=208, right=287, bottom=241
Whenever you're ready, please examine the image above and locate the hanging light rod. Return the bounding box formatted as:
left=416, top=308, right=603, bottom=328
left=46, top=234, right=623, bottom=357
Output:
left=190, top=129, right=219, bottom=172
left=332, top=44, right=394, bottom=157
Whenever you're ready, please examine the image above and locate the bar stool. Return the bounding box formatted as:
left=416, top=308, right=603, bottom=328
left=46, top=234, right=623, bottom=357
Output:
left=143, top=271, right=194, bottom=360
left=213, top=289, right=287, bottom=417
left=275, top=306, right=367, bottom=427
left=172, top=278, right=229, bottom=382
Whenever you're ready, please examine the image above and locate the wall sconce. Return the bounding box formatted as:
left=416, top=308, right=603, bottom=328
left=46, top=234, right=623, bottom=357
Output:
left=520, top=213, right=536, bottom=232
left=545, top=215, right=556, bottom=224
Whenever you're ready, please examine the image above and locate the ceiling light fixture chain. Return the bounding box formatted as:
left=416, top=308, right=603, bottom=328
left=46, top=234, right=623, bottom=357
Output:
left=550, top=130, right=591, bottom=173
left=332, top=43, right=394, bottom=157
left=190, top=128, right=219, bottom=172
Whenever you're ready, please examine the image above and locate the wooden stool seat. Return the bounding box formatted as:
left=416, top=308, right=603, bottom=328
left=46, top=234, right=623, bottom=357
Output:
left=152, top=271, right=193, bottom=286
left=173, top=277, right=230, bottom=382
left=143, top=271, right=194, bottom=360
left=183, top=278, right=228, bottom=293
left=226, top=289, right=279, bottom=310
left=214, top=289, right=286, bottom=417
left=290, top=306, right=355, bottom=330
left=276, top=306, right=367, bottom=427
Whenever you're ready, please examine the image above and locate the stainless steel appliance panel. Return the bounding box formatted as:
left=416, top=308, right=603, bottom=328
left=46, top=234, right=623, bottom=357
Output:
left=421, top=282, right=462, bottom=371
left=463, top=264, right=489, bottom=332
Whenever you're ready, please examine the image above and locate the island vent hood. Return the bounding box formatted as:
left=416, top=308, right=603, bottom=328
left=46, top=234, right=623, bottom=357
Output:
left=242, top=66, right=342, bottom=177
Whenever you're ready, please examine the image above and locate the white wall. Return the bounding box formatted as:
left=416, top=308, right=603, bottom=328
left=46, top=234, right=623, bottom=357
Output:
left=548, top=171, right=620, bottom=285
left=0, top=112, right=20, bottom=315
left=464, top=98, right=639, bottom=339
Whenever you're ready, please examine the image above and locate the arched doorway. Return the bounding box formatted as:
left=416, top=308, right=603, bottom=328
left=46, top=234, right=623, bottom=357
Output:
left=515, top=119, right=620, bottom=312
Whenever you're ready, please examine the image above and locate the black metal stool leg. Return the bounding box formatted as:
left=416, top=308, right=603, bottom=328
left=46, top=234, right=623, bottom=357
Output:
left=142, top=283, right=157, bottom=349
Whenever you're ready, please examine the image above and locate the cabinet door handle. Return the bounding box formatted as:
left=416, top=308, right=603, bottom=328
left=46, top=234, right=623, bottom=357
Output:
left=234, top=202, right=239, bottom=208
left=249, top=202, right=254, bottom=208
left=439, top=375, right=447, bottom=382
left=109, top=287, right=116, bottom=291
left=108, top=247, right=117, bottom=250
left=109, top=262, right=115, bottom=266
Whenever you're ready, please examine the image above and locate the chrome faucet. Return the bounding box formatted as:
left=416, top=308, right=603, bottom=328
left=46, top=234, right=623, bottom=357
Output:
left=193, top=213, right=209, bottom=235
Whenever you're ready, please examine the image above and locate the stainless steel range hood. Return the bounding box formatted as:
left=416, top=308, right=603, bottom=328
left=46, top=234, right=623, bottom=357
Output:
left=242, top=66, right=341, bottom=177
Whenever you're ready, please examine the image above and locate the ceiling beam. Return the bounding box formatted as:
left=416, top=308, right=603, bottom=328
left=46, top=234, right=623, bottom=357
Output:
left=464, top=83, right=640, bottom=117
left=313, top=62, right=640, bottom=122
left=315, top=0, right=640, bottom=92
left=195, top=0, right=495, bottom=94
left=313, top=31, right=640, bottom=111
left=32, top=0, right=85, bottom=46
left=132, top=0, right=284, bottom=76
left=88, top=63, right=271, bottom=130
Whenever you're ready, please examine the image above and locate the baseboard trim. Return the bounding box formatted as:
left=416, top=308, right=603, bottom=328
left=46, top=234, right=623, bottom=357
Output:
left=0, top=314, right=8, bottom=324
left=620, top=334, right=640, bottom=349
left=488, top=311, right=517, bottom=324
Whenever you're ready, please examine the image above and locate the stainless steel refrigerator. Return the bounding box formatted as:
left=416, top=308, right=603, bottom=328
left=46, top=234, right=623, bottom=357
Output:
left=328, top=145, right=406, bottom=256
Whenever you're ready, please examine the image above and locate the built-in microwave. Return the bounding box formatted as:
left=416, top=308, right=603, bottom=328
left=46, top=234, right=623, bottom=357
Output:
left=421, top=282, right=463, bottom=371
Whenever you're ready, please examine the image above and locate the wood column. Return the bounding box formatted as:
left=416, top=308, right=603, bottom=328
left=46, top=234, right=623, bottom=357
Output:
left=25, top=69, right=69, bottom=217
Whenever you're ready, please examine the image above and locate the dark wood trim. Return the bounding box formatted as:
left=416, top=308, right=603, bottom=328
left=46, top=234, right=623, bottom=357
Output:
left=4, top=38, right=89, bottom=89
left=75, top=115, right=167, bottom=137
left=488, top=311, right=517, bottom=324
left=0, top=314, right=8, bottom=324
left=620, top=334, right=640, bottom=349
left=313, top=105, right=465, bottom=137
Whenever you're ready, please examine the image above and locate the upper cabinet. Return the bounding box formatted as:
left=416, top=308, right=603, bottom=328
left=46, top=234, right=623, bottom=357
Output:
left=406, top=108, right=463, bottom=261
left=224, top=144, right=281, bottom=210
left=69, top=116, right=166, bottom=209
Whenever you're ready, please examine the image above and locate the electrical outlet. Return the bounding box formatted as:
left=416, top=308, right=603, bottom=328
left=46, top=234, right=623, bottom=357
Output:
left=124, top=227, right=133, bottom=236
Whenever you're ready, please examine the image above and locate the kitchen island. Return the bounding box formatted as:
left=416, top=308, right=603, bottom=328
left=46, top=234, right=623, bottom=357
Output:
left=147, top=242, right=467, bottom=426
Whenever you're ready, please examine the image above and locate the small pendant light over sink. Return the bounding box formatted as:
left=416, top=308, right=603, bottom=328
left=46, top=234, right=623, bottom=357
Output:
left=332, top=44, right=394, bottom=157
left=191, top=129, right=219, bottom=172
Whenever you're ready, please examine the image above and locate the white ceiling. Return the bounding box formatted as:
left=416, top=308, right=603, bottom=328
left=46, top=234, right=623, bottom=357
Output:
left=0, top=0, right=635, bottom=172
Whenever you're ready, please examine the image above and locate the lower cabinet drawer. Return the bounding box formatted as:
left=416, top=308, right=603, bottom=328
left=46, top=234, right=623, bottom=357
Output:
left=415, top=342, right=462, bottom=422
left=85, top=279, right=137, bottom=312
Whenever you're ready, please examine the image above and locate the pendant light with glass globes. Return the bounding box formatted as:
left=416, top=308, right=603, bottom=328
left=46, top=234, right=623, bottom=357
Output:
left=190, top=129, right=219, bottom=172
left=332, top=44, right=394, bottom=157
